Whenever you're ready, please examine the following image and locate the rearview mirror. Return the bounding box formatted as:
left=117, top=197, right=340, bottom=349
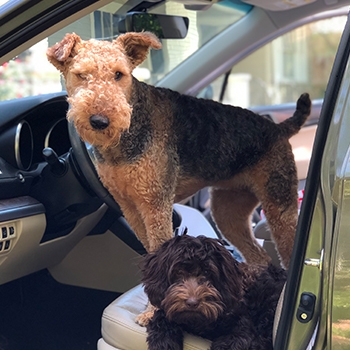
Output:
left=119, top=12, right=189, bottom=39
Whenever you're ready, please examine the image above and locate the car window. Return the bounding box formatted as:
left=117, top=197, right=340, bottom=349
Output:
left=0, top=0, right=250, bottom=101
left=208, top=15, right=347, bottom=108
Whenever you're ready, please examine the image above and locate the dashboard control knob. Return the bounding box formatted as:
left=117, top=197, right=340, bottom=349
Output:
left=42, top=147, right=66, bottom=176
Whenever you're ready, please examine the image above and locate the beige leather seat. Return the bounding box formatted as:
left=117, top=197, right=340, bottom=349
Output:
left=97, top=283, right=285, bottom=350
left=97, top=284, right=212, bottom=350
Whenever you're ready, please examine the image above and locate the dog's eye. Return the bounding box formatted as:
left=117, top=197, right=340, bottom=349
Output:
left=77, top=73, right=87, bottom=80
left=115, top=72, right=123, bottom=81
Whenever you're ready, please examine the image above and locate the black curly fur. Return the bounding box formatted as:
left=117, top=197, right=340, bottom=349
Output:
left=141, top=234, right=287, bottom=350
left=98, top=80, right=311, bottom=182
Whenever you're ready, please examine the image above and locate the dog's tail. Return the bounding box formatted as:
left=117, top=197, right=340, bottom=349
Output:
left=278, top=93, right=311, bottom=138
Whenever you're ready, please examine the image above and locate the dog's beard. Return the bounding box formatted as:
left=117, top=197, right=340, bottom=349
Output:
left=161, top=278, right=224, bottom=331
left=67, top=90, right=131, bottom=150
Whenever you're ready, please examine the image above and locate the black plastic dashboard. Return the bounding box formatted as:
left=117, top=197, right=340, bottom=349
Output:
left=0, top=92, right=70, bottom=173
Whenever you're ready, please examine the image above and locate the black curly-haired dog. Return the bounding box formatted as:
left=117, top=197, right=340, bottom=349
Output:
left=142, top=233, right=287, bottom=350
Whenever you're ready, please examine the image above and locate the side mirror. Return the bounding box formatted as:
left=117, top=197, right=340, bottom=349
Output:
left=119, top=12, right=189, bottom=39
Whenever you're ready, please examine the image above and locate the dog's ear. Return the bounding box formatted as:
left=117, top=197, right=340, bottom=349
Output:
left=141, top=244, right=171, bottom=307
left=116, top=32, right=162, bottom=68
left=219, top=253, right=242, bottom=298
left=47, top=33, right=82, bottom=72
left=205, top=239, right=243, bottom=303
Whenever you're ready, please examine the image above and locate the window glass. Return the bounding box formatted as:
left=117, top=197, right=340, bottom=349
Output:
left=210, top=16, right=347, bottom=108
left=146, top=1, right=249, bottom=83
left=0, top=0, right=249, bottom=101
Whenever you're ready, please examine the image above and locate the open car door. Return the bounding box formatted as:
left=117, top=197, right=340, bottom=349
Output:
left=275, top=10, right=350, bottom=350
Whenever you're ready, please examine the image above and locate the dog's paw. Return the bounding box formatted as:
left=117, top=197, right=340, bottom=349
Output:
left=135, top=303, right=157, bottom=327
left=297, top=92, right=311, bottom=115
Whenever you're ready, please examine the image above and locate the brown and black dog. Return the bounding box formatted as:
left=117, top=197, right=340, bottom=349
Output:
left=47, top=31, right=311, bottom=269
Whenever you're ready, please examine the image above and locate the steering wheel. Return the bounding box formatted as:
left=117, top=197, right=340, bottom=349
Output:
left=67, top=121, right=123, bottom=214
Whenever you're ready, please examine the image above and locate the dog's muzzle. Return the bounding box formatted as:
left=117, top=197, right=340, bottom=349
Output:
left=90, top=114, right=110, bottom=130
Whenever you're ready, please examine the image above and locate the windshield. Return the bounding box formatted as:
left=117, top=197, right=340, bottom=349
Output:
left=0, top=0, right=250, bottom=101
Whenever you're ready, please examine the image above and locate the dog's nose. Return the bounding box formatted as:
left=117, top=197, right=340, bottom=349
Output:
left=89, top=114, right=110, bottom=130
left=186, top=297, right=199, bottom=308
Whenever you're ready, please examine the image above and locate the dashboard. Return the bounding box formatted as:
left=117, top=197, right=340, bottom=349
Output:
left=0, top=93, right=70, bottom=174
left=0, top=92, right=106, bottom=284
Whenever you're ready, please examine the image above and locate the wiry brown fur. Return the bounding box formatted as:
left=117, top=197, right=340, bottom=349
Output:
left=47, top=32, right=311, bottom=269
left=142, top=233, right=287, bottom=350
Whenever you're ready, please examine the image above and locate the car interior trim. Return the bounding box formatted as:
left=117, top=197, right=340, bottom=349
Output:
left=14, top=120, right=33, bottom=170
left=0, top=196, right=45, bottom=223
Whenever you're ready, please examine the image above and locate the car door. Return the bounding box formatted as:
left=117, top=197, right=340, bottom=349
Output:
left=274, top=11, right=350, bottom=350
